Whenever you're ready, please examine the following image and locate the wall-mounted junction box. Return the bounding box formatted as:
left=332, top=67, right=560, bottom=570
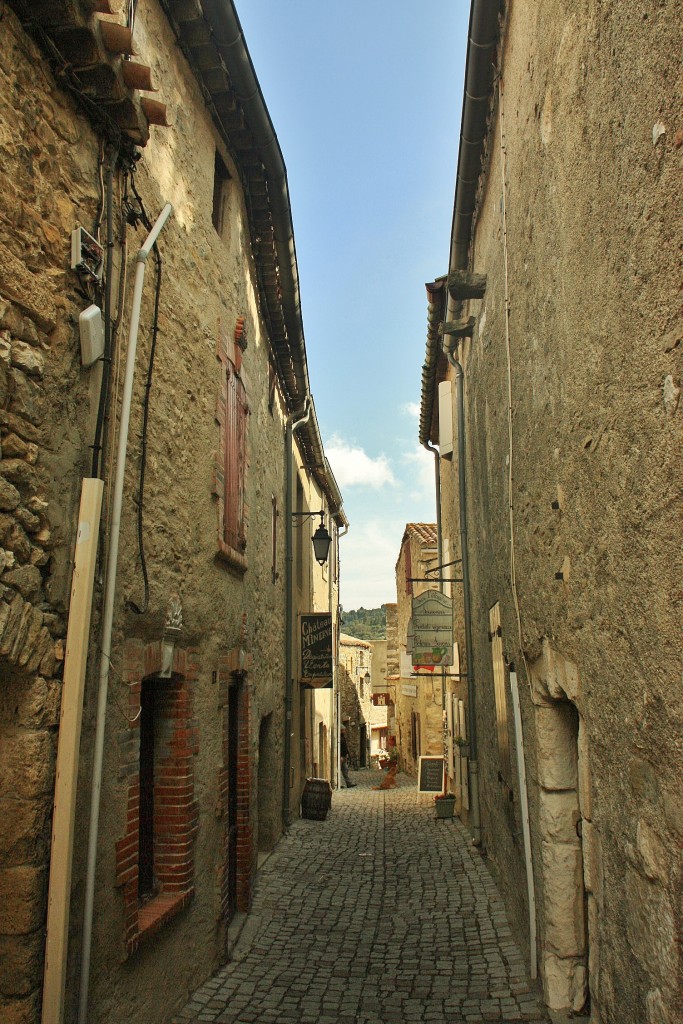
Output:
left=71, top=226, right=104, bottom=280
left=79, top=305, right=104, bottom=367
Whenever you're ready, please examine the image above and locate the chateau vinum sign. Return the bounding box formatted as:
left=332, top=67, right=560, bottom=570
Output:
left=300, top=613, right=333, bottom=688
left=411, top=590, right=453, bottom=668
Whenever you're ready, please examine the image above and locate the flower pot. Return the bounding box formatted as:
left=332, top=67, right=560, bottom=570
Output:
left=434, top=796, right=456, bottom=819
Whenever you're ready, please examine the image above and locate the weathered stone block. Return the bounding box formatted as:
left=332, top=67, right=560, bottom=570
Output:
left=0, top=932, right=44, bottom=996
left=535, top=705, right=578, bottom=791
left=0, top=240, right=56, bottom=332
left=577, top=715, right=592, bottom=821
left=581, top=820, right=603, bottom=902
left=8, top=370, right=42, bottom=427
left=2, top=521, right=31, bottom=563
left=0, top=866, right=46, bottom=935
left=0, top=730, right=54, bottom=799
left=635, top=820, right=669, bottom=885
left=0, top=796, right=51, bottom=866
left=625, top=867, right=677, bottom=986
left=541, top=839, right=586, bottom=956
left=0, top=594, right=25, bottom=656
left=0, top=411, right=42, bottom=445
left=542, top=953, right=587, bottom=1012
left=3, top=436, right=39, bottom=467
left=10, top=341, right=43, bottom=378
left=539, top=790, right=581, bottom=844
left=0, top=459, right=38, bottom=492
left=2, top=565, right=42, bottom=601
left=0, top=990, right=42, bottom=1022
left=0, top=477, right=21, bottom=512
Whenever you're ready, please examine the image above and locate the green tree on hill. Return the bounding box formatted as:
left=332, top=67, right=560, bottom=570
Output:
left=341, top=606, right=386, bottom=640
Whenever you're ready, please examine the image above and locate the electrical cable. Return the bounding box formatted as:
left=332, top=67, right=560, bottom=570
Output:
left=125, top=169, right=162, bottom=616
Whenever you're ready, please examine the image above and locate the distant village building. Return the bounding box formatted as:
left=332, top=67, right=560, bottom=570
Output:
left=338, top=634, right=387, bottom=766
left=0, top=3, right=345, bottom=1024
left=418, top=2, right=682, bottom=1022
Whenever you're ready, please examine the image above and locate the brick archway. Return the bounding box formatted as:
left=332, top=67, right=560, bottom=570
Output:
left=115, top=640, right=199, bottom=955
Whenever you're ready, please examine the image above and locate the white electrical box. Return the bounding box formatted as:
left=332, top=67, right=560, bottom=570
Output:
left=79, top=305, right=104, bottom=367
left=71, top=226, right=104, bottom=280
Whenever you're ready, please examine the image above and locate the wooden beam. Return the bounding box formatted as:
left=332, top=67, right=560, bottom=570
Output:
left=439, top=316, right=476, bottom=338
left=42, top=479, right=103, bottom=1024
left=447, top=270, right=487, bottom=300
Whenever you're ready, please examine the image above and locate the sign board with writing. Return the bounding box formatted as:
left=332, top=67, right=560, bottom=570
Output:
left=300, top=613, right=332, bottom=688
left=400, top=683, right=418, bottom=698
left=417, top=756, right=445, bottom=794
left=411, top=591, right=453, bottom=667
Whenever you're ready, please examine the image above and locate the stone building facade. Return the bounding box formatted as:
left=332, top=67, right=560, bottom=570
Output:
left=419, top=2, right=682, bottom=1022
left=391, top=524, right=448, bottom=776
left=0, top=3, right=345, bottom=1024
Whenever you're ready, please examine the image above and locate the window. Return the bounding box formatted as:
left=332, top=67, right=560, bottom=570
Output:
left=489, top=603, right=511, bottom=781
left=116, top=646, right=198, bottom=956
left=212, top=150, right=231, bottom=237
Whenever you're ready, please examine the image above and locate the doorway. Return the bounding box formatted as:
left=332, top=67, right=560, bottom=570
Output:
left=226, top=681, right=239, bottom=921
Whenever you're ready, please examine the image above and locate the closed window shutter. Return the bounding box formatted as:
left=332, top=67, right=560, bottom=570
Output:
left=224, top=366, right=248, bottom=551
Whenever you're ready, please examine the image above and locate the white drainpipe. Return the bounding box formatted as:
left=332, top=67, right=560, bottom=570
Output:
left=509, top=668, right=538, bottom=979
left=78, top=203, right=173, bottom=1024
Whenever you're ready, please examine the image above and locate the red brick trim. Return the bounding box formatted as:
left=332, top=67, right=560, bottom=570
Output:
left=116, top=640, right=199, bottom=956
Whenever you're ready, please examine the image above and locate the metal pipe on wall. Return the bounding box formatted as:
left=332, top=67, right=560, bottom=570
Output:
left=283, top=399, right=310, bottom=828
left=78, top=202, right=173, bottom=1024
left=445, top=348, right=481, bottom=846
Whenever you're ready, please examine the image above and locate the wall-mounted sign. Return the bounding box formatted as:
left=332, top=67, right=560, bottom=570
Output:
left=411, top=590, right=453, bottom=667
left=417, top=756, right=445, bottom=794
left=372, top=693, right=391, bottom=706
left=300, top=613, right=332, bottom=688
left=400, top=683, right=418, bottom=698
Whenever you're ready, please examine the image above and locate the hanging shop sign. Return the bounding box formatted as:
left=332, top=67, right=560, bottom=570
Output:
left=372, top=693, right=392, bottom=707
left=300, top=613, right=333, bottom=688
left=411, top=590, right=453, bottom=667
left=417, top=755, right=445, bottom=794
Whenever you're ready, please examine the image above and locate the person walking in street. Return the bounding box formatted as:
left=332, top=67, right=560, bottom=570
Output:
left=340, top=726, right=356, bottom=788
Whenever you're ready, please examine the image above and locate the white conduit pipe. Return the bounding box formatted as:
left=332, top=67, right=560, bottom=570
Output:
left=78, top=203, right=173, bottom=1024
left=509, top=669, right=538, bottom=979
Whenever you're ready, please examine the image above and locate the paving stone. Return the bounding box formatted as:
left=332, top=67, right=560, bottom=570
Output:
left=172, top=770, right=549, bottom=1024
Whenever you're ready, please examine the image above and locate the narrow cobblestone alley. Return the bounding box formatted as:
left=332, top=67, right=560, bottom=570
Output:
left=172, top=772, right=549, bottom=1024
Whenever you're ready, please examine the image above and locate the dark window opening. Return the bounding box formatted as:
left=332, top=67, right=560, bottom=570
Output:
left=212, top=150, right=231, bottom=236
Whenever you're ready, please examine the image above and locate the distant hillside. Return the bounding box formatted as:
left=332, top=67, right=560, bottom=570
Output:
left=342, top=606, right=386, bottom=640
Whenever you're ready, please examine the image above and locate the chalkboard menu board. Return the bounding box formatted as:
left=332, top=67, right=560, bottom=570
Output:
left=300, top=613, right=333, bottom=687
left=417, top=756, right=445, bottom=794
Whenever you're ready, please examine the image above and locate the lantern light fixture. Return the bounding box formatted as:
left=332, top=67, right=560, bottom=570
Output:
left=292, top=510, right=332, bottom=567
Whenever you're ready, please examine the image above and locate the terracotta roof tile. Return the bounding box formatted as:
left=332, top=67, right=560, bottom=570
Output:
left=405, top=523, right=438, bottom=547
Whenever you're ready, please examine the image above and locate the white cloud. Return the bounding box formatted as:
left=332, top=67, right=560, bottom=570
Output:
left=325, top=435, right=396, bottom=489
left=402, top=401, right=420, bottom=418
left=340, top=516, right=405, bottom=610
left=403, top=445, right=436, bottom=496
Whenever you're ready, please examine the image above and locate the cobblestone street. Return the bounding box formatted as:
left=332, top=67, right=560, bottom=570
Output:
left=172, top=771, right=549, bottom=1024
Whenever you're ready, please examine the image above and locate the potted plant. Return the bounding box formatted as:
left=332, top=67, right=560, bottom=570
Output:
left=434, top=791, right=456, bottom=819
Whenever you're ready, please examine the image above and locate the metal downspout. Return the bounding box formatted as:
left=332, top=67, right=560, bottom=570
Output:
left=423, top=440, right=446, bottom=715
left=445, top=348, right=481, bottom=846
left=78, top=202, right=173, bottom=1024
left=283, top=399, right=310, bottom=828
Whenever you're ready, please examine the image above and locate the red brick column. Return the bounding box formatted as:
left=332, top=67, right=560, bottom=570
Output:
left=115, top=640, right=198, bottom=955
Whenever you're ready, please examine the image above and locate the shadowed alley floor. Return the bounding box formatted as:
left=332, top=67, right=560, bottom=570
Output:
left=171, top=770, right=549, bottom=1024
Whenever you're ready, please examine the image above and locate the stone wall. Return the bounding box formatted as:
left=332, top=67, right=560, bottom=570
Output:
left=0, top=2, right=317, bottom=1022
left=446, top=2, right=683, bottom=1022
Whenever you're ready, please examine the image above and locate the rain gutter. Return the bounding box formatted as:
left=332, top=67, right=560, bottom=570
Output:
left=197, top=2, right=344, bottom=519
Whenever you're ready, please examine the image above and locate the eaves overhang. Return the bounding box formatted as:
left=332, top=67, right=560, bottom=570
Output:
left=418, top=0, right=501, bottom=444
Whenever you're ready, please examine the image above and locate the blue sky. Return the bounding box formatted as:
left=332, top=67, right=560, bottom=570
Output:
left=237, top=2, right=469, bottom=611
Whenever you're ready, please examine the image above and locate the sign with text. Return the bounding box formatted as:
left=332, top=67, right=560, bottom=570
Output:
left=300, top=613, right=333, bottom=688
left=417, top=756, right=445, bottom=794
left=411, top=591, right=453, bottom=667
left=401, top=683, right=418, bottom=698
